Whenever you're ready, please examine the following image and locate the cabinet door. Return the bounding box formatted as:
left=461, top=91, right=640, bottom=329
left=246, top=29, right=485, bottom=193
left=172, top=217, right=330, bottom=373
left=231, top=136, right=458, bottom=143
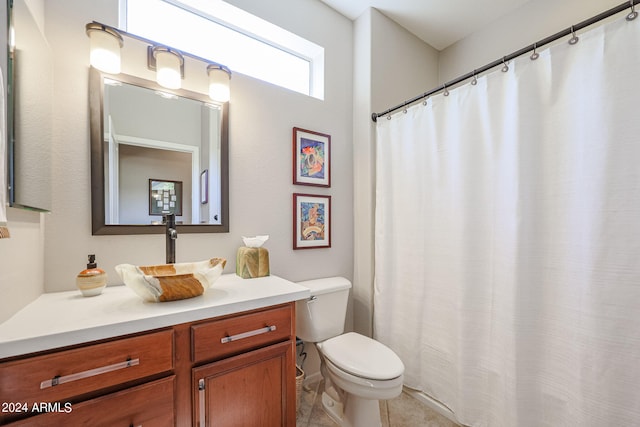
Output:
left=193, top=341, right=295, bottom=427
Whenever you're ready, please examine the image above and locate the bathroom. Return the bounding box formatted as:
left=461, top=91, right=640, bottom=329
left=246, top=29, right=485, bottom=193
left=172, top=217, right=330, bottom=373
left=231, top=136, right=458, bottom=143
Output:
left=1, top=0, right=639, bottom=426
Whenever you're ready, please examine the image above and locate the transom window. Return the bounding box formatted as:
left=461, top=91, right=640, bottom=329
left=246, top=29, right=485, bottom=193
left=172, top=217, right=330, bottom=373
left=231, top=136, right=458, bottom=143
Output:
left=121, top=0, right=325, bottom=99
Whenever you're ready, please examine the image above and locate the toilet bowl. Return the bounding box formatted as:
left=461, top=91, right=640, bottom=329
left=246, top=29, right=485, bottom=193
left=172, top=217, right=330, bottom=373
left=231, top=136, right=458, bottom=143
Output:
left=296, top=278, right=405, bottom=427
left=318, top=332, right=404, bottom=399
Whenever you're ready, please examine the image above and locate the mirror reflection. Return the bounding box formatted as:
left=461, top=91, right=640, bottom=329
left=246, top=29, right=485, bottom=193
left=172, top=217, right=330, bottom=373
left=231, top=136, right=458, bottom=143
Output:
left=90, top=68, right=229, bottom=234
left=8, top=0, right=53, bottom=212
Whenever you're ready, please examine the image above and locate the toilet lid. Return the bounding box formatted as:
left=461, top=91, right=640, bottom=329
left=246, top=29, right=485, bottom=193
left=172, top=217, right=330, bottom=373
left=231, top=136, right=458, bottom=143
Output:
left=319, top=332, right=404, bottom=380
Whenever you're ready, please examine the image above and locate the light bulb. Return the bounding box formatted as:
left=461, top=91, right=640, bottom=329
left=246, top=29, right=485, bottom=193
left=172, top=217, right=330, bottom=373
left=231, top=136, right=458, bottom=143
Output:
left=154, top=47, right=183, bottom=90
left=86, top=24, right=123, bottom=74
left=207, top=65, right=231, bottom=102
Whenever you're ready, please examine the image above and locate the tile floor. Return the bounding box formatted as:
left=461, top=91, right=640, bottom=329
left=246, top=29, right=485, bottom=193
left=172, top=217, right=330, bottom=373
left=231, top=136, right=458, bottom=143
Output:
left=297, top=379, right=461, bottom=427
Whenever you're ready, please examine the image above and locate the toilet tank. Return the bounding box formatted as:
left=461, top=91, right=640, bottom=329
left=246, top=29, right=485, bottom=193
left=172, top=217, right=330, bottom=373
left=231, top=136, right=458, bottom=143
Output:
left=296, top=277, right=352, bottom=343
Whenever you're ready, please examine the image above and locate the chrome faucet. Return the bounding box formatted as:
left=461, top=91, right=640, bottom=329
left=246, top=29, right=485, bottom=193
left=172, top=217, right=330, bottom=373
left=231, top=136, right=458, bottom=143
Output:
left=165, top=214, right=177, bottom=264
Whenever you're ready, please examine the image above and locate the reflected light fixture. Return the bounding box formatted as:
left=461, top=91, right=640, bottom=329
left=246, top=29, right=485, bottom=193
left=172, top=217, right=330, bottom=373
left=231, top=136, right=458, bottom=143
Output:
left=207, top=65, right=232, bottom=102
left=150, top=46, right=184, bottom=90
left=85, top=23, right=124, bottom=74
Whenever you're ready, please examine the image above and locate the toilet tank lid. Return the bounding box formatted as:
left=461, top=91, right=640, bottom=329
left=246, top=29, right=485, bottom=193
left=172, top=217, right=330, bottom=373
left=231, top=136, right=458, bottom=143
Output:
left=296, top=277, right=352, bottom=296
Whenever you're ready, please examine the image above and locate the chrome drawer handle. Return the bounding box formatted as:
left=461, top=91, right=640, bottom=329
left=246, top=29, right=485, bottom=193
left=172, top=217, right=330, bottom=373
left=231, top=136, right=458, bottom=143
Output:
left=220, top=325, right=276, bottom=344
left=199, top=379, right=206, bottom=427
left=40, top=358, right=140, bottom=389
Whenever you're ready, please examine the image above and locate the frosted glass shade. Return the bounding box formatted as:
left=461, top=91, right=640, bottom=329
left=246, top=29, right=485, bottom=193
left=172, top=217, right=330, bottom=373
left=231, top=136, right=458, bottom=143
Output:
left=87, top=25, right=122, bottom=74
left=155, top=48, right=183, bottom=90
left=207, top=65, right=231, bottom=102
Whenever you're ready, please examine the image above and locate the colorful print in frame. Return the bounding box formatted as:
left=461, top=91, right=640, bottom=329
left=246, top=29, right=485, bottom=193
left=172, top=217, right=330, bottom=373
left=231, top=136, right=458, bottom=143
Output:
left=293, top=127, right=331, bottom=187
left=293, top=193, right=331, bottom=249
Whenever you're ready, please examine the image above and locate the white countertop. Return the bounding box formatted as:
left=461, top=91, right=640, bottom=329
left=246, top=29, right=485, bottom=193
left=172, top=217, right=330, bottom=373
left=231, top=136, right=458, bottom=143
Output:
left=0, top=274, right=310, bottom=359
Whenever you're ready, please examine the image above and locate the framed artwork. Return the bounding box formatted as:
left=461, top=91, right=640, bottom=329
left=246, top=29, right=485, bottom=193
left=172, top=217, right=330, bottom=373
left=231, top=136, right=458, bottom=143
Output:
left=293, top=127, right=331, bottom=187
left=149, top=179, right=183, bottom=216
left=200, top=169, right=209, bottom=204
left=293, top=193, right=331, bottom=249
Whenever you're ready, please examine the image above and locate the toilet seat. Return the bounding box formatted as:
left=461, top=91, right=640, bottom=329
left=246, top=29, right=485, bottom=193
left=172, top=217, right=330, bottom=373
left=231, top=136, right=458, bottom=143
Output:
left=319, top=332, right=404, bottom=380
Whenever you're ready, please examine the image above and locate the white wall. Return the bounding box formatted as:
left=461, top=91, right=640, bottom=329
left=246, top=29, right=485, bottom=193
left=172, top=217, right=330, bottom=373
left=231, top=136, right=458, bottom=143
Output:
left=118, top=146, right=192, bottom=224
left=0, top=209, right=44, bottom=322
left=0, top=0, right=45, bottom=322
left=352, top=8, right=439, bottom=337
left=26, top=0, right=354, bottom=294
left=439, top=0, right=623, bottom=82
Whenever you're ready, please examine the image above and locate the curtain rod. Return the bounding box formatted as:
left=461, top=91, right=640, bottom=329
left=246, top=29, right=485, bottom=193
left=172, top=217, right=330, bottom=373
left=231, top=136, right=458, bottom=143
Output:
left=371, top=0, right=639, bottom=122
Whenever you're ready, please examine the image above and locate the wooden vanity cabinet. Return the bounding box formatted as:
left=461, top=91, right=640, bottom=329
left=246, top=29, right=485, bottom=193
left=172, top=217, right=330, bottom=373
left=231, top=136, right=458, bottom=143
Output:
left=0, top=301, right=297, bottom=427
left=0, top=329, right=175, bottom=425
left=7, top=376, right=176, bottom=427
left=188, top=304, right=297, bottom=427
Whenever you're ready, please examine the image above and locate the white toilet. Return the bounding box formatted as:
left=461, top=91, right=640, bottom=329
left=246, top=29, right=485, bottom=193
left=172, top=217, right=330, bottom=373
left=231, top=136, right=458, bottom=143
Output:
left=296, top=277, right=405, bottom=427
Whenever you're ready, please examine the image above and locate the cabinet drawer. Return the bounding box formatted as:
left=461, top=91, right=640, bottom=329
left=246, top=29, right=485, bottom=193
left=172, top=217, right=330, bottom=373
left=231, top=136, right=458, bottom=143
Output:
left=191, top=304, right=293, bottom=363
left=0, top=329, right=173, bottom=409
left=7, top=376, right=175, bottom=426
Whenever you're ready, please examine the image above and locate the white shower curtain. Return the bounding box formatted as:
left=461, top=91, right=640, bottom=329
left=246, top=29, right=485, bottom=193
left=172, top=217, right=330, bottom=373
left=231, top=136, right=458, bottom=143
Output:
left=374, top=16, right=640, bottom=427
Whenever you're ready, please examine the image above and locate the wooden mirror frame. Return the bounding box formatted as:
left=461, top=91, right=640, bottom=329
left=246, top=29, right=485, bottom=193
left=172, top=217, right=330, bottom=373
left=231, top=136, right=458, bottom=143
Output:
left=89, top=67, right=229, bottom=235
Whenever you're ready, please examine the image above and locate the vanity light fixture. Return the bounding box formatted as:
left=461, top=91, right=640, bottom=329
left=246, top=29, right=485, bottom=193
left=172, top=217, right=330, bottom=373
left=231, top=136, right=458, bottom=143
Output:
left=85, top=23, right=124, bottom=74
left=85, top=21, right=231, bottom=100
left=148, top=46, right=184, bottom=90
left=207, top=64, right=232, bottom=103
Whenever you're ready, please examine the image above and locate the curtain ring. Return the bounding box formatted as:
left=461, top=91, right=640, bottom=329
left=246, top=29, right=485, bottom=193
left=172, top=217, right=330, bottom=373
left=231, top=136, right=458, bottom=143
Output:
left=627, top=0, right=638, bottom=20
left=568, top=26, right=579, bottom=45
left=422, top=96, right=428, bottom=106
left=501, top=57, right=509, bottom=72
left=386, top=114, right=391, bottom=120
left=530, top=43, right=540, bottom=60
left=443, top=83, right=449, bottom=96
left=471, top=70, right=478, bottom=85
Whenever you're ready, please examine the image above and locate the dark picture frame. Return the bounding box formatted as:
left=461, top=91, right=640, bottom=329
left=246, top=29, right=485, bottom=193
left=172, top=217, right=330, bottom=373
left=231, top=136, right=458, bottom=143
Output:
left=149, top=179, right=183, bottom=216
left=293, top=193, right=331, bottom=249
left=292, top=127, right=331, bottom=187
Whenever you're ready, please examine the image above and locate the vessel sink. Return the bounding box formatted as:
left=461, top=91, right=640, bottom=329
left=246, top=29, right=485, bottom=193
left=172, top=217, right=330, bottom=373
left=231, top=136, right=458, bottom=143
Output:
left=115, top=258, right=226, bottom=302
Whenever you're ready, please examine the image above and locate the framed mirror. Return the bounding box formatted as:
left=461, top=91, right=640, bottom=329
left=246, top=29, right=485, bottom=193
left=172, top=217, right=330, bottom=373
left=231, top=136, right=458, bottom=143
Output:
left=89, top=67, right=229, bottom=234
left=7, top=0, right=53, bottom=212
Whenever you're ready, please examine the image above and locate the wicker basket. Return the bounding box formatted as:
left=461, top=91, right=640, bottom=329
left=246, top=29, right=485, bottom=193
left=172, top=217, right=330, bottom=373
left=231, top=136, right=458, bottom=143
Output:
left=295, top=365, right=305, bottom=414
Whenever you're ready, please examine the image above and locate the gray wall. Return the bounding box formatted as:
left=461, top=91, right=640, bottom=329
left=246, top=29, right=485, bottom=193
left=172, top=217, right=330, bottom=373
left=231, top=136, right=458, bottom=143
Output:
left=0, top=0, right=354, bottom=322
left=0, top=0, right=47, bottom=322
left=40, top=0, right=353, bottom=292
